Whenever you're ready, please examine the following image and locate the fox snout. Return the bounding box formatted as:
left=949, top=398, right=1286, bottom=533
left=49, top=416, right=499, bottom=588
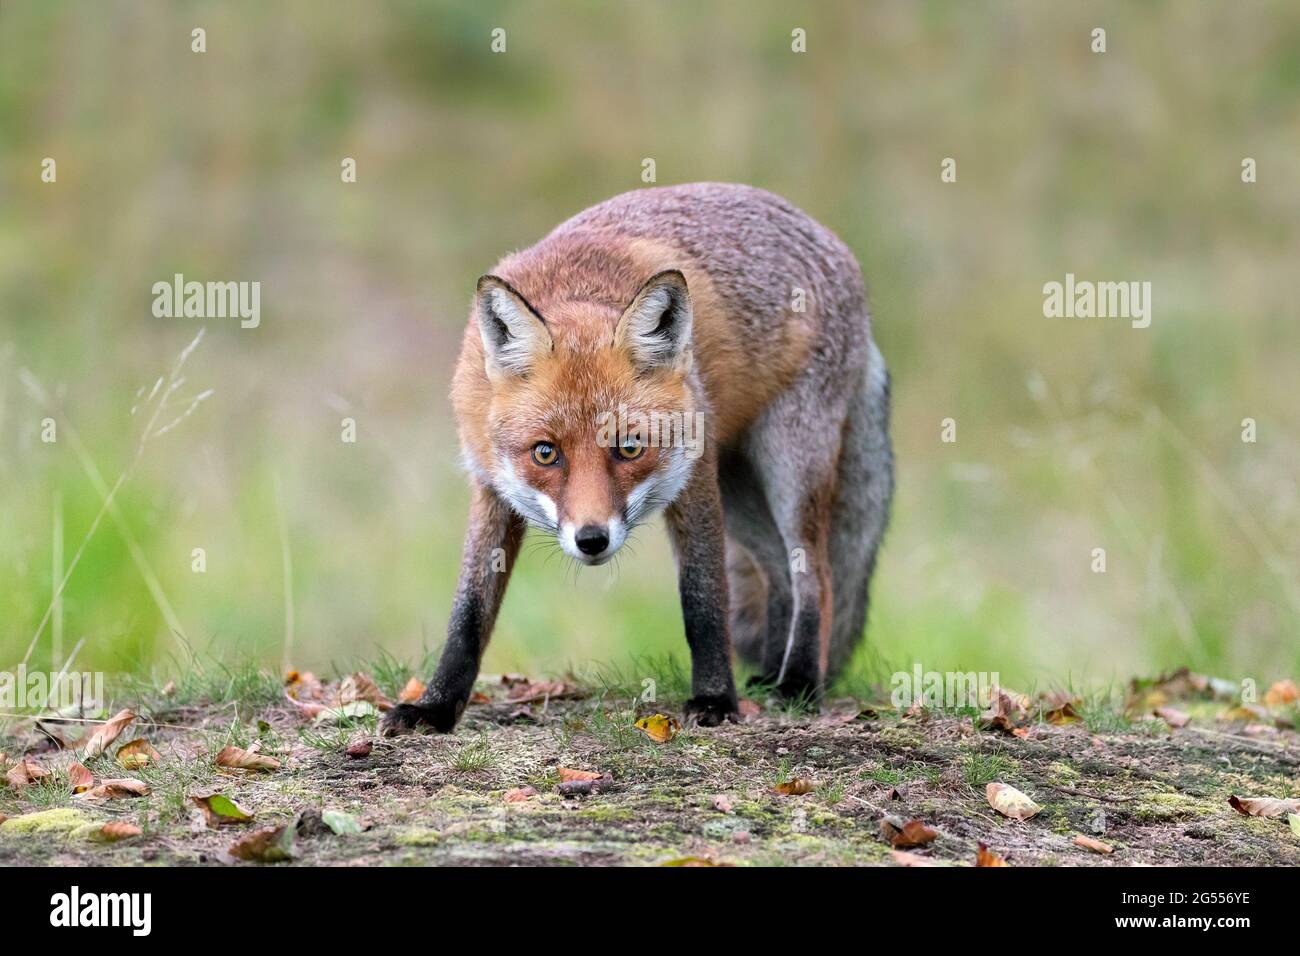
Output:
left=561, top=517, right=627, bottom=565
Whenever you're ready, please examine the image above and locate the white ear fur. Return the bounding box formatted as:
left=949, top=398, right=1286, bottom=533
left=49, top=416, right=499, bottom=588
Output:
left=476, top=275, right=552, bottom=377
left=614, top=270, right=693, bottom=370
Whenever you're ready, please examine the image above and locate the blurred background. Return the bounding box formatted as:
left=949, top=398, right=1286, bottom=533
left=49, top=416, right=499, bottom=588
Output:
left=2, top=0, right=1298, bottom=694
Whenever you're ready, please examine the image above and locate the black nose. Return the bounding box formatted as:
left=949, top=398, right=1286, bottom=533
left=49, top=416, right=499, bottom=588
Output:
left=575, top=525, right=609, bottom=556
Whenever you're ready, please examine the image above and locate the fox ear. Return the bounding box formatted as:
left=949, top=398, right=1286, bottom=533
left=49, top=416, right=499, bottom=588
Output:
left=476, top=275, right=552, bottom=378
left=615, top=270, right=693, bottom=371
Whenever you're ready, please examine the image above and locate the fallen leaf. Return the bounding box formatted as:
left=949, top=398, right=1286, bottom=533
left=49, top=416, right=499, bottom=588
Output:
left=215, top=745, right=281, bottom=772
left=312, top=701, right=379, bottom=726
left=774, top=778, right=816, bottom=796
left=1228, top=795, right=1300, bottom=818
left=397, top=677, right=425, bottom=704
left=975, top=843, right=1010, bottom=867
left=712, top=795, right=734, bottom=813
left=75, top=778, right=150, bottom=800
left=338, top=672, right=392, bottom=711
left=68, top=762, right=95, bottom=794
left=557, top=767, right=603, bottom=783
left=1154, top=706, right=1190, bottom=728
left=321, top=809, right=363, bottom=835
left=1220, top=704, right=1270, bottom=723
left=633, top=713, right=681, bottom=743
left=284, top=670, right=326, bottom=701
left=891, top=850, right=938, bottom=867
left=91, top=821, right=143, bottom=843
left=980, top=689, right=1028, bottom=733
left=880, top=816, right=938, bottom=849
left=6, top=758, right=50, bottom=790
left=504, top=786, right=538, bottom=803
left=1289, top=814, right=1300, bottom=838
left=1263, top=679, right=1298, bottom=709
left=1073, top=834, right=1114, bottom=854
left=229, top=824, right=295, bottom=863
left=986, top=782, right=1042, bottom=820
left=115, top=739, right=161, bottom=770
left=469, top=691, right=492, bottom=705
left=82, top=709, right=136, bottom=759
left=191, top=792, right=255, bottom=827
left=737, top=699, right=762, bottom=719
left=506, top=679, right=579, bottom=704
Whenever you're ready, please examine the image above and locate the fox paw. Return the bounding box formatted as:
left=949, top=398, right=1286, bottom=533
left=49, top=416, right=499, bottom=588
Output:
left=379, top=700, right=463, bottom=736
left=684, top=694, right=739, bottom=727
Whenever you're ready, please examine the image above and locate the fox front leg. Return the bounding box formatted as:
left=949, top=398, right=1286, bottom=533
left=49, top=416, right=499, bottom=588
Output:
left=664, top=458, right=740, bottom=726
left=380, top=484, right=525, bottom=735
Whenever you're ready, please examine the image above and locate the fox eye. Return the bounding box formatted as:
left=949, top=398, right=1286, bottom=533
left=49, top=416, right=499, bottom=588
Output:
left=616, top=437, right=644, bottom=461
left=532, top=442, right=559, bottom=466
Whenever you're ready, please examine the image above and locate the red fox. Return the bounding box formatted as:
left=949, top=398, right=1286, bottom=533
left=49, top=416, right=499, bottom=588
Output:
left=382, top=182, right=893, bottom=734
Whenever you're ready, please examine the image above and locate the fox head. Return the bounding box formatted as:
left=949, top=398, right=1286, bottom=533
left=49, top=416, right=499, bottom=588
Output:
left=463, top=270, right=701, bottom=565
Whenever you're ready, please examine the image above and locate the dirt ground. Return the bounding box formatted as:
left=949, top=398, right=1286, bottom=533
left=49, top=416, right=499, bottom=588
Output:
left=3, top=678, right=1299, bottom=867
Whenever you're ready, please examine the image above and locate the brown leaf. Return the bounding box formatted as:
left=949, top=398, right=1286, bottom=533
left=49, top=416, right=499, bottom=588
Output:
left=979, top=688, right=1028, bottom=733
left=1154, top=706, right=1190, bottom=728
left=506, top=680, right=579, bottom=704
left=228, top=824, right=295, bottom=862
left=1228, top=795, right=1300, bottom=818
left=1073, top=834, right=1114, bottom=854
left=215, top=745, right=281, bottom=772
left=68, top=761, right=95, bottom=794
left=82, top=709, right=136, bottom=759
left=557, top=767, right=603, bottom=782
left=338, top=672, right=393, bottom=711
left=397, top=677, right=425, bottom=704
left=5, top=757, right=50, bottom=790
left=93, top=822, right=143, bottom=843
left=774, top=778, right=816, bottom=796
left=986, top=782, right=1042, bottom=820
left=345, top=739, right=373, bottom=759
left=712, top=795, right=735, bottom=813
left=76, top=777, right=150, bottom=800
left=469, top=691, right=492, bottom=705
left=115, top=739, right=161, bottom=770
left=737, top=699, right=763, bottom=719
left=1263, top=679, right=1298, bottom=709
left=503, top=786, right=538, bottom=803
left=975, top=843, right=1010, bottom=867
left=880, top=816, right=938, bottom=849
left=284, top=670, right=326, bottom=701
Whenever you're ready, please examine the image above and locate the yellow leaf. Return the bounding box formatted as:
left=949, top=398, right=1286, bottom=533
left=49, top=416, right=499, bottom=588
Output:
left=633, top=713, right=681, bottom=743
left=986, top=782, right=1042, bottom=820
left=1263, top=679, right=1298, bottom=709
left=115, top=738, right=161, bottom=770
